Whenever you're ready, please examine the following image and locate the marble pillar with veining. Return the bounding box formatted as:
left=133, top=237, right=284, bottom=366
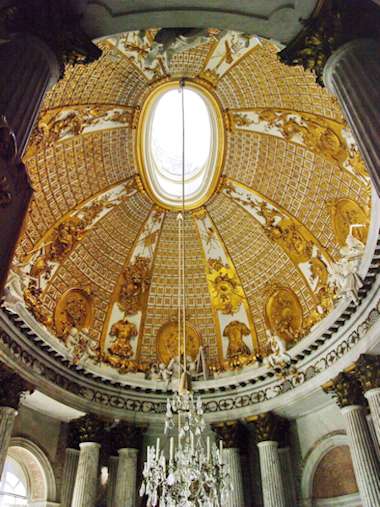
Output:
left=342, top=405, right=380, bottom=507
left=0, top=35, right=59, bottom=156
left=113, top=448, right=138, bottom=507
left=323, top=38, right=380, bottom=195
left=61, top=448, right=79, bottom=507
left=365, top=388, right=380, bottom=449
left=279, top=447, right=297, bottom=507
left=71, top=442, right=100, bottom=507
left=0, top=407, right=17, bottom=477
left=223, top=448, right=245, bottom=507
left=106, top=456, right=119, bottom=507
left=258, top=441, right=286, bottom=507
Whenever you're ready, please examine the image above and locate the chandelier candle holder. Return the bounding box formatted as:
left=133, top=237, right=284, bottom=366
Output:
left=139, top=80, right=232, bottom=506
left=140, top=390, right=232, bottom=506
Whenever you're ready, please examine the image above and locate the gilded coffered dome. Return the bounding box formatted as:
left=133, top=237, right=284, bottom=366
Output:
left=6, top=30, right=373, bottom=390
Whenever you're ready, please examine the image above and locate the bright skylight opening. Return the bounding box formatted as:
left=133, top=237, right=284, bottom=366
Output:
left=139, top=82, right=223, bottom=210
left=151, top=89, right=211, bottom=182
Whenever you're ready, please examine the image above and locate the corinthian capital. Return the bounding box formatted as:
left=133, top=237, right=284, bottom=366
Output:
left=323, top=371, right=366, bottom=408
left=212, top=421, right=244, bottom=449
left=278, top=0, right=380, bottom=86
left=355, top=354, right=380, bottom=392
left=247, top=412, right=288, bottom=444
left=0, top=362, right=33, bottom=409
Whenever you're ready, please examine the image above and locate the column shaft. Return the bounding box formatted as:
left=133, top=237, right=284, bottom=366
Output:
left=258, top=441, right=286, bottom=507
left=279, top=447, right=297, bottom=507
left=0, top=35, right=59, bottom=156
left=0, top=407, right=17, bottom=477
left=61, top=448, right=79, bottom=507
left=222, top=448, right=245, bottom=507
left=323, top=39, right=380, bottom=195
left=106, top=456, right=119, bottom=507
left=114, top=448, right=138, bottom=507
left=365, top=388, right=380, bottom=449
left=342, top=405, right=380, bottom=507
left=71, top=442, right=100, bottom=507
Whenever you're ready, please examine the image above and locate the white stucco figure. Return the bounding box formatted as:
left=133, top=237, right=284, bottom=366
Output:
left=263, top=330, right=291, bottom=369
left=329, top=224, right=365, bottom=305
left=2, top=261, right=30, bottom=311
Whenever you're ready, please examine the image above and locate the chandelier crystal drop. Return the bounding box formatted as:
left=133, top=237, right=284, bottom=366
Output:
left=139, top=80, right=232, bottom=506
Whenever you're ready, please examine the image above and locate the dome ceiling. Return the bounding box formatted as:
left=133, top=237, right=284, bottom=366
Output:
left=6, top=30, right=371, bottom=387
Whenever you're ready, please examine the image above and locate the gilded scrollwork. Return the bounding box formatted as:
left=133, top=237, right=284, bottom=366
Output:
left=229, top=109, right=370, bottom=184
left=207, top=258, right=245, bottom=315
left=27, top=105, right=134, bottom=156
left=117, top=256, right=151, bottom=315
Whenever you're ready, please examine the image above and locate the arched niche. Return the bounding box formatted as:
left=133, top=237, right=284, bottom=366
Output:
left=301, top=433, right=361, bottom=507
left=7, top=437, right=57, bottom=504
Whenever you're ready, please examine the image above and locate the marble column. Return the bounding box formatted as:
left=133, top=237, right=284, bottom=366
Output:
left=341, top=405, right=380, bottom=507
left=323, top=39, right=380, bottom=195
left=355, top=354, right=380, bottom=449
left=222, top=448, right=245, bottom=507
left=258, top=441, right=286, bottom=507
left=113, top=448, right=138, bottom=507
left=365, top=388, right=380, bottom=448
left=212, top=422, right=246, bottom=506
left=61, top=449, right=79, bottom=507
left=279, top=447, right=297, bottom=507
left=71, top=442, right=100, bottom=507
left=0, top=35, right=60, bottom=156
left=324, top=371, right=380, bottom=507
left=106, top=456, right=119, bottom=507
left=0, top=407, right=17, bottom=477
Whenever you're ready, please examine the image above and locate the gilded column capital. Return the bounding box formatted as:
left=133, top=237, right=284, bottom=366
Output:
left=323, top=371, right=366, bottom=408
left=0, top=363, right=33, bottom=409
left=278, top=0, right=380, bottom=86
left=0, top=0, right=102, bottom=78
left=354, top=354, right=380, bottom=392
left=68, top=413, right=105, bottom=448
left=212, top=421, right=245, bottom=449
left=247, top=412, right=288, bottom=444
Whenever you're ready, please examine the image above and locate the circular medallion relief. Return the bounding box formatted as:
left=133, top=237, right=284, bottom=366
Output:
left=136, top=80, right=224, bottom=210
left=156, top=320, right=202, bottom=365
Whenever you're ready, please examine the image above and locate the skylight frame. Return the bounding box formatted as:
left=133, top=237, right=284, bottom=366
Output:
left=136, top=80, right=225, bottom=211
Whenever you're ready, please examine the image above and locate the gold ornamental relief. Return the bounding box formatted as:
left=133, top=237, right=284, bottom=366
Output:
left=264, top=287, right=303, bottom=344
left=54, top=287, right=94, bottom=339
left=156, top=320, right=202, bottom=365
left=328, top=198, right=369, bottom=247
left=117, top=256, right=151, bottom=315
left=207, top=258, right=245, bottom=315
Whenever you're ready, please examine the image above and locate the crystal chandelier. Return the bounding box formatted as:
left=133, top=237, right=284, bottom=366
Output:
left=139, top=80, right=232, bottom=507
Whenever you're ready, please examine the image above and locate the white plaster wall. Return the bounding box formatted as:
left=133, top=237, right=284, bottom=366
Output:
left=12, top=405, right=62, bottom=464
left=296, top=403, right=346, bottom=459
